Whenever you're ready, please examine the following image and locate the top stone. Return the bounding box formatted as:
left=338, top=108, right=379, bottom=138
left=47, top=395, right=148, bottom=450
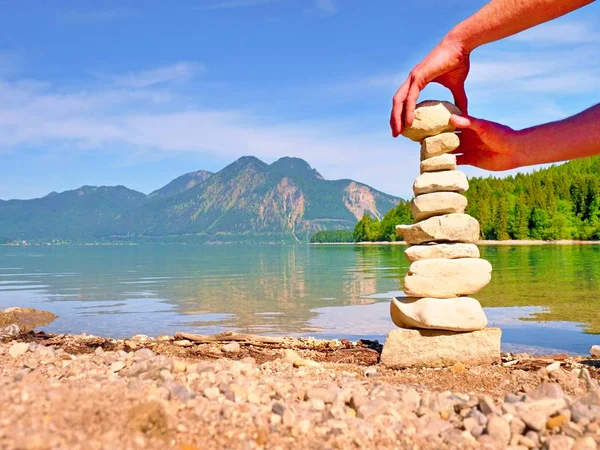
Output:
left=401, top=100, right=462, bottom=142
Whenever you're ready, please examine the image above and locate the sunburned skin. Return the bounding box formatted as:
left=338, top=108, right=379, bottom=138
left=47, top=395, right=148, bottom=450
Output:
left=389, top=0, right=597, bottom=171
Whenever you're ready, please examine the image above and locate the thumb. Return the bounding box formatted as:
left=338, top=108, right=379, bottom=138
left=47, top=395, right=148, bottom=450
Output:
left=451, top=114, right=495, bottom=137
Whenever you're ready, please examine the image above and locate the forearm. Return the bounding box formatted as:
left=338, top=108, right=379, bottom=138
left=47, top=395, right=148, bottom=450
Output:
left=515, top=104, right=600, bottom=167
left=447, top=0, right=594, bottom=52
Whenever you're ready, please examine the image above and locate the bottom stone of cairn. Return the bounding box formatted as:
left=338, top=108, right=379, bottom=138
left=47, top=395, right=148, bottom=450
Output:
left=380, top=327, right=501, bottom=368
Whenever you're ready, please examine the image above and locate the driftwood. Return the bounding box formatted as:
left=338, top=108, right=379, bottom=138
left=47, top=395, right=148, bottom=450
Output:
left=175, top=330, right=285, bottom=345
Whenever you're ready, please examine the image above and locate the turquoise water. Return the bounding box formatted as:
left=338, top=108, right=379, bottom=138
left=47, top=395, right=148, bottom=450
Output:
left=1, top=244, right=600, bottom=354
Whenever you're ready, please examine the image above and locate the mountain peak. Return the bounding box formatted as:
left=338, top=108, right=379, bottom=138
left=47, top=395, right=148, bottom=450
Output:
left=235, top=156, right=266, bottom=166
left=149, top=170, right=213, bottom=199
left=270, top=157, right=324, bottom=180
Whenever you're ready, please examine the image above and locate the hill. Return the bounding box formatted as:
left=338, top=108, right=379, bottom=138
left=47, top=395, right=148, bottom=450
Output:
left=0, top=157, right=401, bottom=242
left=353, top=156, right=600, bottom=242
left=0, top=186, right=148, bottom=241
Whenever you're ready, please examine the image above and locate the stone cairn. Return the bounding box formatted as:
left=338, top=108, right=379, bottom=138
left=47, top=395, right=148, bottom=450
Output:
left=381, top=100, right=502, bottom=368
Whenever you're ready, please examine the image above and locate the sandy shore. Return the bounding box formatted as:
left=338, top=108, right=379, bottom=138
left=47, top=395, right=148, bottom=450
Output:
left=312, top=240, right=600, bottom=246
left=2, top=331, right=600, bottom=449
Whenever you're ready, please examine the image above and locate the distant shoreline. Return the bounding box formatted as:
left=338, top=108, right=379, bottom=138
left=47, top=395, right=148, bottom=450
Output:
left=311, top=239, right=600, bottom=246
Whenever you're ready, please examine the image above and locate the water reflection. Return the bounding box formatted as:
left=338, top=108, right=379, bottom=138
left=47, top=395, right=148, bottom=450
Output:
left=0, top=244, right=600, bottom=353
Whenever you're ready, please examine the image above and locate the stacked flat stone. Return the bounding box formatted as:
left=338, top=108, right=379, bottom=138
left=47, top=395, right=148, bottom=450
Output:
left=381, top=100, right=501, bottom=368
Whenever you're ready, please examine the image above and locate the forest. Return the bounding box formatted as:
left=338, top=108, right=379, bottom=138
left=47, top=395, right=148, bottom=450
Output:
left=350, top=156, right=600, bottom=242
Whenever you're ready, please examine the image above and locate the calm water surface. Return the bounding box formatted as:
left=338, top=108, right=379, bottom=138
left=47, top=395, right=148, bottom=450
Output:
left=1, top=244, right=600, bottom=355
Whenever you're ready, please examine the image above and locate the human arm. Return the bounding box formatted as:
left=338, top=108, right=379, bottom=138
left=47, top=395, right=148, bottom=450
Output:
left=450, top=104, right=600, bottom=171
left=390, top=0, right=595, bottom=137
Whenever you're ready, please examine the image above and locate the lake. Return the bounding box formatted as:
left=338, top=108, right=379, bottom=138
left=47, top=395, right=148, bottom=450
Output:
left=1, top=244, right=600, bottom=355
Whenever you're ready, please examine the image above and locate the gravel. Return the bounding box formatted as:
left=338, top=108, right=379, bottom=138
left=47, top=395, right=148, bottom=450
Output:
left=1, top=333, right=600, bottom=449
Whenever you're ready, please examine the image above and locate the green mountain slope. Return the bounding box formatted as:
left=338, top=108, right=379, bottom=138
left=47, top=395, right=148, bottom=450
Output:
left=355, top=156, right=600, bottom=242
left=466, top=156, right=600, bottom=240
left=0, top=186, right=148, bottom=240
left=148, top=170, right=213, bottom=199
left=0, top=156, right=401, bottom=242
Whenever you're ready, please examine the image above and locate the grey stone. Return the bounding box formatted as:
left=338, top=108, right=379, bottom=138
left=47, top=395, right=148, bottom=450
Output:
left=403, top=258, right=492, bottom=298
left=401, top=100, right=461, bottom=141
left=515, top=398, right=566, bottom=431
left=272, top=402, right=286, bottom=416
left=222, top=342, right=241, bottom=353
left=467, top=408, right=488, bottom=426
left=164, top=380, right=196, bottom=402
left=487, top=416, right=511, bottom=445
left=390, top=296, right=487, bottom=332
left=405, top=243, right=479, bottom=263
left=402, top=389, right=421, bottom=412
left=421, top=153, right=457, bottom=173
left=413, top=170, right=469, bottom=196
left=397, top=213, right=480, bottom=245
left=134, top=348, right=154, bottom=360
left=380, top=328, right=502, bottom=368
left=410, top=192, right=468, bottom=221
left=424, top=418, right=453, bottom=437
left=505, top=393, right=525, bottom=404
left=463, top=417, right=479, bottom=432
left=305, top=387, right=335, bottom=403
left=524, top=431, right=540, bottom=448
left=357, top=399, right=389, bottom=419
left=420, top=132, right=460, bottom=159
left=479, top=395, right=500, bottom=416
left=510, top=417, right=526, bottom=437
left=531, top=383, right=565, bottom=400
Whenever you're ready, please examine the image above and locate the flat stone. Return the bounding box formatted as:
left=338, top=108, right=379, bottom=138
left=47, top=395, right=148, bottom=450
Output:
left=397, top=213, right=480, bottom=245
left=405, top=243, right=480, bottom=262
left=413, top=170, right=469, bottom=196
left=9, top=342, right=29, bottom=359
left=401, top=100, right=462, bottom=141
left=420, top=132, right=460, bottom=159
left=420, top=153, right=457, bottom=173
left=403, top=258, right=492, bottom=298
left=0, top=307, right=56, bottom=332
left=410, top=192, right=467, bottom=221
left=390, top=296, right=487, bottom=331
left=380, top=328, right=501, bottom=368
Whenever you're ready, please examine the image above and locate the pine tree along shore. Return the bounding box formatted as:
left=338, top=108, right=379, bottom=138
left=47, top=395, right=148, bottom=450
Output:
left=350, top=156, right=600, bottom=242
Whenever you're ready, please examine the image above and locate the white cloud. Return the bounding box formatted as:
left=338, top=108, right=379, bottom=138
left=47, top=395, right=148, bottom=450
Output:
left=0, top=67, right=416, bottom=198
left=113, top=62, right=206, bottom=88
left=315, top=0, right=337, bottom=15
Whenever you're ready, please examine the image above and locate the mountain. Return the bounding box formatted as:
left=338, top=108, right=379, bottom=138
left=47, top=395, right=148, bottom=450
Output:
left=148, top=170, right=213, bottom=199
left=0, top=186, right=148, bottom=241
left=0, top=157, right=401, bottom=242
left=115, top=156, right=400, bottom=241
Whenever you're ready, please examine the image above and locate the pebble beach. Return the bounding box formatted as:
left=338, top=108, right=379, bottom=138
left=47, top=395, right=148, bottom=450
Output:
left=2, top=331, right=600, bottom=450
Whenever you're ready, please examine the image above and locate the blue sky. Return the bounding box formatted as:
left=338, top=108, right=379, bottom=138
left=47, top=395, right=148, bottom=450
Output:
left=0, top=0, right=598, bottom=200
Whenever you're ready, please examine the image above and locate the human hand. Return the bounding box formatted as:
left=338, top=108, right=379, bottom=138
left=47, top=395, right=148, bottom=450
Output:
left=451, top=115, right=521, bottom=171
left=390, top=37, right=470, bottom=137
